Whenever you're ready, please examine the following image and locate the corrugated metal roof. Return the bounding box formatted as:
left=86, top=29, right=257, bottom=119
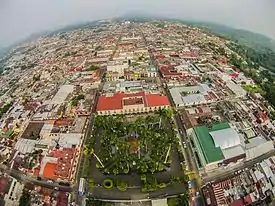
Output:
left=211, top=122, right=230, bottom=131
left=222, top=145, right=245, bottom=159
left=210, top=128, right=241, bottom=149
left=193, top=125, right=224, bottom=164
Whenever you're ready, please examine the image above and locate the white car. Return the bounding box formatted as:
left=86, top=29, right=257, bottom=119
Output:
left=188, top=181, right=192, bottom=189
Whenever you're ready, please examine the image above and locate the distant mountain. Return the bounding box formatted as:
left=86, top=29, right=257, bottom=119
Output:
left=178, top=20, right=275, bottom=51
left=115, top=12, right=165, bottom=22
left=0, top=15, right=275, bottom=70
left=0, top=20, right=101, bottom=57
left=0, top=46, right=9, bottom=59
left=44, top=20, right=99, bottom=37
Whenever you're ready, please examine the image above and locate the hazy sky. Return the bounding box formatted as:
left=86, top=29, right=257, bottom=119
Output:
left=0, top=0, right=274, bottom=47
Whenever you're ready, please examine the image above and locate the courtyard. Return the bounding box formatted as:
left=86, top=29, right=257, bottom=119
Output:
left=82, top=109, right=188, bottom=197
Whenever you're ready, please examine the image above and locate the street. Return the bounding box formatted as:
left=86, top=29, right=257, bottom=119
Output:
left=0, top=165, right=72, bottom=192
left=202, top=149, right=275, bottom=184
left=74, top=27, right=122, bottom=205
left=143, top=31, right=204, bottom=205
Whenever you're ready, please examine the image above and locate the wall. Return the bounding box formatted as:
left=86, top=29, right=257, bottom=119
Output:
left=97, top=105, right=169, bottom=116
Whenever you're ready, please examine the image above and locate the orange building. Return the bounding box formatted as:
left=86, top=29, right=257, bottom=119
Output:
left=96, top=92, right=170, bottom=115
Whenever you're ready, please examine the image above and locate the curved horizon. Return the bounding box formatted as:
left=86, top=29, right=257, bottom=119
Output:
left=0, top=0, right=274, bottom=47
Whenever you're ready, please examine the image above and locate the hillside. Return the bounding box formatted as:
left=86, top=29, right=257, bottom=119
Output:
left=179, top=21, right=275, bottom=72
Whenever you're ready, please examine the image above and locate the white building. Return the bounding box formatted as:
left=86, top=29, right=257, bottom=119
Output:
left=51, top=85, right=74, bottom=104
left=169, top=84, right=216, bottom=107
left=245, top=136, right=274, bottom=160
left=107, top=61, right=128, bottom=76
left=226, top=81, right=247, bottom=98
left=4, top=178, right=24, bottom=206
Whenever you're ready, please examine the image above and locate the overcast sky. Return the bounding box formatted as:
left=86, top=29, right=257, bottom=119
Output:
left=0, top=0, right=274, bottom=47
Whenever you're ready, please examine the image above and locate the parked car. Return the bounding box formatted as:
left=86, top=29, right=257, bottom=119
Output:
left=59, top=182, right=70, bottom=186
left=183, top=142, right=187, bottom=148
left=188, top=181, right=192, bottom=189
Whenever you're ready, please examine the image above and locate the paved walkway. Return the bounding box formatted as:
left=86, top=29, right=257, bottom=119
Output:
left=91, top=183, right=187, bottom=200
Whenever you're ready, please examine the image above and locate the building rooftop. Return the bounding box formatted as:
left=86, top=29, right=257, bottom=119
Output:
left=43, top=162, right=58, bottom=180
left=222, top=145, right=245, bottom=159
left=14, top=139, right=37, bottom=154
left=39, top=148, right=77, bottom=180
left=245, top=136, right=268, bottom=149
left=123, top=97, right=144, bottom=106
left=152, top=199, right=168, bottom=206
left=51, top=85, right=74, bottom=104
left=211, top=122, right=231, bottom=131
left=193, top=123, right=231, bottom=164
left=210, top=128, right=241, bottom=150
left=96, top=92, right=170, bottom=111
left=169, top=84, right=212, bottom=106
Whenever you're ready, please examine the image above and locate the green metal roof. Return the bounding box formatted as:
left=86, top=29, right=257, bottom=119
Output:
left=193, top=122, right=230, bottom=164
left=211, top=122, right=230, bottom=131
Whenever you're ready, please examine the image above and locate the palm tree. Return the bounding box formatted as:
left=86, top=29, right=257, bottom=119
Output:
left=178, top=192, right=189, bottom=206
left=154, top=108, right=164, bottom=127
left=164, top=144, right=171, bottom=164
left=83, top=145, right=93, bottom=157
left=83, top=145, right=104, bottom=167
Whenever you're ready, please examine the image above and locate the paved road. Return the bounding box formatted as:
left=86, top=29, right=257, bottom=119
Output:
left=0, top=165, right=72, bottom=192
left=145, top=42, right=204, bottom=205
left=75, top=27, right=123, bottom=205
left=174, top=114, right=204, bottom=205
left=142, top=31, right=204, bottom=205
left=202, top=149, right=275, bottom=184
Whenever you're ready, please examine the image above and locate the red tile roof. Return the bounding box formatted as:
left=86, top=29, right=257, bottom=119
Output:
left=180, top=52, right=198, bottom=57
left=244, top=195, right=252, bottom=205
left=57, top=192, right=69, bottom=206
left=229, top=73, right=239, bottom=78
left=146, top=94, right=170, bottom=107
left=68, top=68, right=83, bottom=73
left=123, top=97, right=144, bottom=106
left=41, top=148, right=77, bottom=181
left=0, top=177, right=8, bottom=195
left=96, top=93, right=125, bottom=111
left=54, top=119, right=73, bottom=127
left=43, top=163, right=57, bottom=180
left=229, top=199, right=244, bottom=206
left=159, top=66, right=182, bottom=77
left=155, top=55, right=166, bottom=60
left=96, top=92, right=170, bottom=111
